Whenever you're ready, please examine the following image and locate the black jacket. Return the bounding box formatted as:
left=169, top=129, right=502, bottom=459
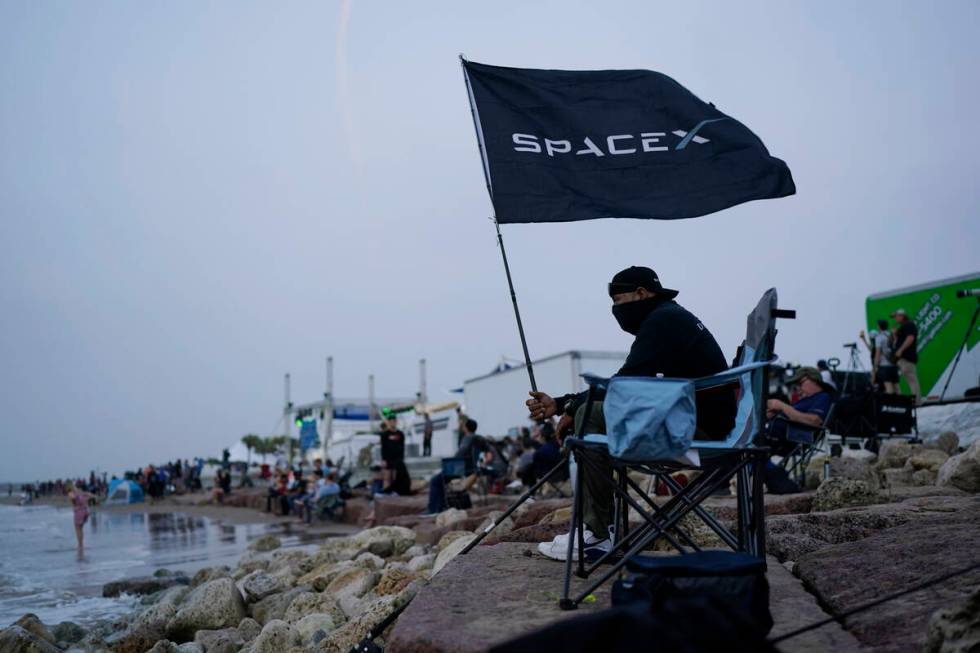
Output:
left=558, top=300, right=736, bottom=439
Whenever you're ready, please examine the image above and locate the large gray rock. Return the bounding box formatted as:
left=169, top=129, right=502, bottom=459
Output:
left=793, top=495, right=980, bottom=651
left=107, top=602, right=177, bottom=653
left=815, top=457, right=878, bottom=487
left=907, top=449, right=950, bottom=473
left=145, top=585, right=191, bottom=609
left=238, top=572, right=283, bottom=604
left=12, top=616, right=54, bottom=645
left=295, top=561, right=360, bottom=591
left=880, top=467, right=915, bottom=489
left=237, top=618, right=261, bottom=642
left=767, top=502, right=914, bottom=562
left=282, top=592, right=345, bottom=627
left=323, top=568, right=379, bottom=603
left=147, top=640, right=180, bottom=653
left=0, top=626, right=62, bottom=653
left=251, top=620, right=297, bottom=653
left=926, top=587, right=980, bottom=652
left=177, top=642, right=203, bottom=653
left=406, top=554, right=436, bottom=573
left=193, top=628, right=243, bottom=653
left=930, top=431, right=960, bottom=456
left=435, top=531, right=473, bottom=553
left=385, top=543, right=610, bottom=653
left=432, top=534, right=476, bottom=574
left=476, top=511, right=514, bottom=538
left=249, top=586, right=311, bottom=625
left=292, top=614, right=336, bottom=647
left=375, top=568, right=422, bottom=596
left=316, top=582, right=422, bottom=653
left=937, top=441, right=980, bottom=493
left=434, top=509, right=468, bottom=530
left=249, top=535, right=282, bottom=553
left=811, top=478, right=878, bottom=512
left=912, top=469, right=938, bottom=486
left=353, top=552, right=385, bottom=571
left=166, top=578, right=247, bottom=642
left=103, top=575, right=189, bottom=598
left=51, top=621, right=86, bottom=646
left=876, top=440, right=918, bottom=469
left=348, top=527, right=416, bottom=558
left=190, top=567, right=231, bottom=589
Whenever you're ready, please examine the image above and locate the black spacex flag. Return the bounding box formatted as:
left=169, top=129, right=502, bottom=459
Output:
left=462, top=60, right=795, bottom=224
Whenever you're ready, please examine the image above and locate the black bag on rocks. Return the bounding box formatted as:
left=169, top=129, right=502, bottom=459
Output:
left=611, top=550, right=773, bottom=635
left=446, top=489, right=472, bottom=510
left=491, top=597, right=776, bottom=653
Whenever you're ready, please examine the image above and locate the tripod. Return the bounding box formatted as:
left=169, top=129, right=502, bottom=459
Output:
left=939, top=298, right=980, bottom=402
left=840, top=343, right=865, bottom=396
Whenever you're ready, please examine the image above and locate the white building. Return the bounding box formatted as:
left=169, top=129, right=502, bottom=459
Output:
left=463, top=350, right=627, bottom=436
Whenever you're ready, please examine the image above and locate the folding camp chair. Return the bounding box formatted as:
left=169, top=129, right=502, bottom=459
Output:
left=772, top=402, right=837, bottom=487
left=557, top=289, right=794, bottom=610
left=440, top=457, right=473, bottom=510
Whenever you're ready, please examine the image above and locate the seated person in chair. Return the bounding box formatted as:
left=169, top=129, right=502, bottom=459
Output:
left=525, top=266, right=737, bottom=561
left=424, top=418, right=483, bottom=515
left=766, top=366, right=834, bottom=452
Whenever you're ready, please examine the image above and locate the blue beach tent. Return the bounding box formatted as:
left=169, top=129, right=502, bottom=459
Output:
left=105, top=479, right=145, bottom=505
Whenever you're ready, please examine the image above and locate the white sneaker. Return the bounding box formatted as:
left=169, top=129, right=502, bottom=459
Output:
left=537, top=529, right=611, bottom=561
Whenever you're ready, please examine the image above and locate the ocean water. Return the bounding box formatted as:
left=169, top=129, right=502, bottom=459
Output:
left=0, top=504, right=297, bottom=628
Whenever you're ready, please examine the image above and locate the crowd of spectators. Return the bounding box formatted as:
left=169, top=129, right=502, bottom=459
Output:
left=120, top=458, right=206, bottom=500
left=11, top=472, right=109, bottom=503
left=265, top=457, right=347, bottom=523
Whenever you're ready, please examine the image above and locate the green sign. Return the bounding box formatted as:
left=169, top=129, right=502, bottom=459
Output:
left=865, top=273, right=980, bottom=401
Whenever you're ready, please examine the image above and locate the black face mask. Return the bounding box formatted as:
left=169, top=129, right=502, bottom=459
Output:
left=611, top=297, right=661, bottom=335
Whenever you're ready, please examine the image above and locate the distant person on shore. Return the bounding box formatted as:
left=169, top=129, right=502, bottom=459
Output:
left=377, top=417, right=406, bottom=487
left=422, top=413, right=433, bottom=457
left=424, top=418, right=483, bottom=515
left=892, top=309, right=921, bottom=404
left=67, top=482, right=94, bottom=552
left=871, top=318, right=899, bottom=394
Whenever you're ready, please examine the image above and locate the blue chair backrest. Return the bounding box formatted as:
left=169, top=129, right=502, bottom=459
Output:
left=694, top=288, right=778, bottom=450
left=441, top=457, right=467, bottom=479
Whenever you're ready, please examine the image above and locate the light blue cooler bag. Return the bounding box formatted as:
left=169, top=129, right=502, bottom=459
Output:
left=602, top=376, right=697, bottom=462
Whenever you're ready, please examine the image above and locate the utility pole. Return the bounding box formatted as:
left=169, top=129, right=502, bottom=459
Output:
left=419, top=358, right=428, bottom=408
left=368, top=374, right=376, bottom=433
left=323, top=356, right=334, bottom=461
left=284, top=373, right=293, bottom=465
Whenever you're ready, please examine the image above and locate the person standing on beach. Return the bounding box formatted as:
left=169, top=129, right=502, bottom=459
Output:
left=67, top=482, right=93, bottom=552
left=891, top=309, right=921, bottom=403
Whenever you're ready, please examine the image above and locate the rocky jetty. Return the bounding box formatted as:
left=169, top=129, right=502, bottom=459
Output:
left=3, top=430, right=979, bottom=653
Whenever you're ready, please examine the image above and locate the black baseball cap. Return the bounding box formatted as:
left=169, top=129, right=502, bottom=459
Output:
left=608, top=266, right=679, bottom=299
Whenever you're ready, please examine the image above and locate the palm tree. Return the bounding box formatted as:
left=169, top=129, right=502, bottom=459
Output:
left=241, top=434, right=262, bottom=466
left=255, top=437, right=278, bottom=463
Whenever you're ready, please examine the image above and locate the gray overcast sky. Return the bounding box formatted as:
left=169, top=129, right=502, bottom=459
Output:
left=1, top=1, right=978, bottom=481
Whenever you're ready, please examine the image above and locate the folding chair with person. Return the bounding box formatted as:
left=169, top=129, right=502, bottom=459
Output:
left=555, top=289, right=793, bottom=609
left=771, top=401, right=837, bottom=488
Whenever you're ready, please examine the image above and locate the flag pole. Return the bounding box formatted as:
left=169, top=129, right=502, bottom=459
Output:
left=460, top=55, right=538, bottom=392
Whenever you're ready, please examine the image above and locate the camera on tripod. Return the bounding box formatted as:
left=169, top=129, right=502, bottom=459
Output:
left=842, top=342, right=858, bottom=349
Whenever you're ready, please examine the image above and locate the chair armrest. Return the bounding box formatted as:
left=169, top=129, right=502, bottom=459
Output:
left=770, top=416, right=824, bottom=432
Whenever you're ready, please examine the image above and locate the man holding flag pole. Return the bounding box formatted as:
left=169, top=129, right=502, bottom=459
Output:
left=459, top=56, right=794, bottom=558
